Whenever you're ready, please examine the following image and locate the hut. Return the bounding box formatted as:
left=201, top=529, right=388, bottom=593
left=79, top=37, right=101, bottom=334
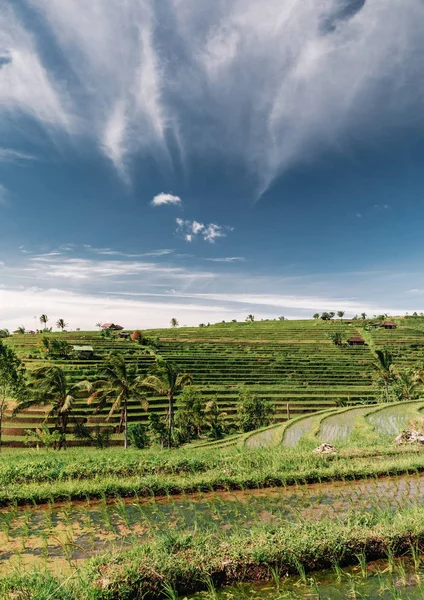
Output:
left=101, top=323, right=124, bottom=331
left=72, top=345, right=94, bottom=358
left=347, top=336, right=366, bottom=346
left=381, top=321, right=397, bottom=329
left=118, top=332, right=131, bottom=339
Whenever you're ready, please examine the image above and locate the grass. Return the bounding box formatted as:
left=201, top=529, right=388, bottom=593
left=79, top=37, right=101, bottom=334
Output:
left=3, top=502, right=424, bottom=598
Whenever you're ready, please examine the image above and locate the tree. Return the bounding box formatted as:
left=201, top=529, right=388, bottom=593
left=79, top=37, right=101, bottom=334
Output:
left=40, top=314, right=49, bottom=330
left=0, top=330, right=9, bottom=339
left=327, top=332, right=343, bottom=346
left=313, top=313, right=319, bottom=320
left=139, top=358, right=192, bottom=447
left=393, top=369, right=423, bottom=401
left=236, top=391, right=274, bottom=432
left=246, top=314, right=255, bottom=322
left=87, top=354, right=148, bottom=449
left=16, top=326, right=25, bottom=334
left=204, top=397, right=227, bottom=439
left=278, top=316, right=285, bottom=321
left=320, top=312, right=335, bottom=321
left=373, top=349, right=396, bottom=403
left=56, top=319, right=68, bottom=332
left=14, top=366, right=88, bottom=450
left=96, top=322, right=102, bottom=330
left=175, top=386, right=205, bottom=441
left=361, top=312, right=367, bottom=320
left=148, top=413, right=168, bottom=447
left=49, top=339, right=72, bottom=358
left=0, top=342, right=26, bottom=452
left=170, top=318, right=179, bottom=328
left=337, top=311, right=345, bottom=321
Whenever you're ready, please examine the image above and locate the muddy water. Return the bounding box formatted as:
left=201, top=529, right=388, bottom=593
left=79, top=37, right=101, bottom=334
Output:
left=319, top=406, right=374, bottom=442
left=190, top=557, right=424, bottom=599
left=2, top=473, right=424, bottom=573
left=368, top=403, right=423, bottom=437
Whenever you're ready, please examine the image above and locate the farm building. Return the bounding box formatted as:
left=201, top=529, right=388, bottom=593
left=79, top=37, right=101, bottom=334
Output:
left=101, top=323, right=124, bottom=330
left=72, top=345, right=94, bottom=358
left=381, top=321, right=397, bottom=329
left=347, top=336, right=366, bottom=346
left=118, top=332, right=131, bottom=339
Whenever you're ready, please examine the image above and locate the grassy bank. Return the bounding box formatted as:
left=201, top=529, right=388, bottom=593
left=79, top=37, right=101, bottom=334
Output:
left=2, top=440, right=424, bottom=506
left=3, top=504, right=424, bottom=599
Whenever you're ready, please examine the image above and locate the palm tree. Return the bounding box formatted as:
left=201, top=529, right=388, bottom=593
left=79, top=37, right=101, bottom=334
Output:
left=14, top=366, right=89, bottom=449
left=39, top=314, right=49, bottom=330
left=394, top=369, right=423, bottom=401
left=373, top=349, right=396, bottom=403
left=87, top=354, right=148, bottom=449
left=96, top=322, right=102, bottom=331
left=361, top=312, right=367, bottom=320
left=204, top=398, right=227, bottom=439
left=170, top=318, right=179, bottom=328
left=56, top=319, right=67, bottom=332
left=337, top=311, right=345, bottom=321
left=246, top=314, right=255, bottom=322
left=16, top=326, right=25, bottom=334
left=138, top=357, right=192, bottom=447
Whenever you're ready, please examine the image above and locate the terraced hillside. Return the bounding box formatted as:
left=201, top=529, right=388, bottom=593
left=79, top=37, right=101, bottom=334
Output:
left=2, top=318, right=410, bottom=446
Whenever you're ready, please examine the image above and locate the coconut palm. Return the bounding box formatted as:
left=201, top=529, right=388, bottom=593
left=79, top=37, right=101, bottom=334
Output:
left=138, top=357, right=192, bottom=447
left=16, top=326, right=25, bottom=334
left=14, top=366, right=89, bottom=449
left=56, top=319, right=67, bottom=332
left=170, top=318, right=179, bottom=328
left=246, top=314, right=255, bottom=322
left=361, top=312, right=367, bottom=320
left=39, top=314, right=49, bottom=330
left=373, top=349, right=396, bottom=403
left=394, top=369, right=423, bottom=401
left=86, top=354, right=148, bottom=449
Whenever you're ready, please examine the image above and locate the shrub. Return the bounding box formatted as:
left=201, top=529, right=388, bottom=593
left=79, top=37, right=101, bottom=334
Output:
left=236, top=391, right=275, bottom=432
left=128, top=422, right=150, bottom=449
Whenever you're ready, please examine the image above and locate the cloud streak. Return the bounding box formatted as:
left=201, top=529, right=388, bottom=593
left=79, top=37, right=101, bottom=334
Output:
left=2, top=0, right=424, bottom=191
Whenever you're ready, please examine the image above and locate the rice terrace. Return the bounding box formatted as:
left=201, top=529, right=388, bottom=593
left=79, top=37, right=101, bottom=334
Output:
left=3, top=315, right=424, bottom=598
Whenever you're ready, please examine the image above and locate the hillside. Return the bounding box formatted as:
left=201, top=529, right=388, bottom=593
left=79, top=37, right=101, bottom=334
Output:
left=3, top=317, right=422, bottom=447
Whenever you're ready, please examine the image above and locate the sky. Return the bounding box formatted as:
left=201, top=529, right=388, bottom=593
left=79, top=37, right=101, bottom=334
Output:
left=1, top=0, right=424, bottom=331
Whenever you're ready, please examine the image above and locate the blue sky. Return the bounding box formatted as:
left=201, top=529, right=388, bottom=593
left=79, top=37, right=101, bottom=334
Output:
left=1, top=0, right=424, bottom=330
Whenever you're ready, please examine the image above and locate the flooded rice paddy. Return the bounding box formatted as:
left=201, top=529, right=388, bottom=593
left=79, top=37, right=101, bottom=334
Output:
left=191, top=557, right=424, bottom=599
left=2, top=472, right=424, bottom=573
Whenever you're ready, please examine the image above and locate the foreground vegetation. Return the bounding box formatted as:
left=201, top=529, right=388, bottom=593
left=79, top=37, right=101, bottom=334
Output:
left=3, top=502, right=424, bottom=598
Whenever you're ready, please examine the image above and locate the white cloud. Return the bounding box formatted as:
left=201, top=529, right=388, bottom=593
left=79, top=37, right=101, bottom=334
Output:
left=0, top=148, right=35, bottom=163
left=2, top=1, right=424, bottom=189
left=151, top=192, right=181, bottom=206
left=205, top=257, right=244, bottom=262
left=175, top=219, right=231, bottom=243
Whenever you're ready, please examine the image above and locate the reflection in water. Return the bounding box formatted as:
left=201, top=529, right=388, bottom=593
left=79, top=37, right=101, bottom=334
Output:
left=191, top=557, right=424, bottom=600
left=1, top=472, right=424, bottom=573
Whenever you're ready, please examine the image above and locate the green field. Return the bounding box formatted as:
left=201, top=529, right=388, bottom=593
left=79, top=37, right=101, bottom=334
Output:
left=2, top=318, right=398, bottom=446
left=2, top=400, right=424, bottom=598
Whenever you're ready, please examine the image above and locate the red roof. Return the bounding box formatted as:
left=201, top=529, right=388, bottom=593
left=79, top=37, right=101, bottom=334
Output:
left=102, top=323, right=124, bottom=330
left=382, top=321, right=397, bottom=326
left=348, top=336, right=365, bottom=342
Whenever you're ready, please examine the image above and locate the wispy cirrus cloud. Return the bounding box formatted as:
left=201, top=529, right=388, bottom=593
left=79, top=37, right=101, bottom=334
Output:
left=151, top=192, right=181, bottom=206
left=0, top=184, right=9, bottom=206
left=0, top=148, right=35, bottom=163
left=2, top=0, right=424, bottom=193
left=205, top=257, right=244, bottom=262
